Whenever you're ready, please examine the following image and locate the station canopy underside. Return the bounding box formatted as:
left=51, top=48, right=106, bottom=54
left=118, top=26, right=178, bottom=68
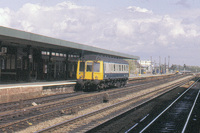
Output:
left=0, top=26, right=139, bottom=60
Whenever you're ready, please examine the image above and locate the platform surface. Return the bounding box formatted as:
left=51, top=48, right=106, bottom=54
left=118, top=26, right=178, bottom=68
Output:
left=0, top=80, right=76, bottom=89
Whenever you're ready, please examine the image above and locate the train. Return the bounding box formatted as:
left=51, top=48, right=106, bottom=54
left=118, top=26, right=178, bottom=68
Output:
left=75, top=55, right=129, bottom=91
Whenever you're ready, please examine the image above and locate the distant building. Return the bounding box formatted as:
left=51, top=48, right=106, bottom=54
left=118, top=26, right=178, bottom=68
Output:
left=139, top=60, right=152, bottom=74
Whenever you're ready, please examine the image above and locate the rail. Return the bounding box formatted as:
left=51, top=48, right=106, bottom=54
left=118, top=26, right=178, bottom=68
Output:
left=35, top=78, right=192, bottom=133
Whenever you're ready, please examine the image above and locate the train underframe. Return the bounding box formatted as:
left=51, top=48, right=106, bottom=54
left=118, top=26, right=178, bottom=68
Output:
left=75, top=78, right=128, bottom=91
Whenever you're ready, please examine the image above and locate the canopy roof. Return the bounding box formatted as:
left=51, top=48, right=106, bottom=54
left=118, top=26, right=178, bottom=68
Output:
left=0, top=26, right=139, bottom=60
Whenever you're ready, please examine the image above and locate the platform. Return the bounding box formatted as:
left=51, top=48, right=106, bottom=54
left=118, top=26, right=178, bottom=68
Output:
left=0, top=74, right=175, bottom=104
left=0, top=80, right=76, bottom=104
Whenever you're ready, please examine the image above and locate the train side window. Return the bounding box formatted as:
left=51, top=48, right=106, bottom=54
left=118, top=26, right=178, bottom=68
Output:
left=126, top=65, right=128, bottom=71
left=79, top=62, right=85, bottom=72
left=94, top=62, right=100, bottom=72
left=86, top=62, right=92, bottom=72
left=109, top=64, right=112, bottom=72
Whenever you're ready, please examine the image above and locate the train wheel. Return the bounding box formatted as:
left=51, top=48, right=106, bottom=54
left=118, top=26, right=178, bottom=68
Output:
left=116, top=81, right=121, bottom=88
left=96, top=85, right=101, bottom=92
left=82, top=86, right=88, bottom=92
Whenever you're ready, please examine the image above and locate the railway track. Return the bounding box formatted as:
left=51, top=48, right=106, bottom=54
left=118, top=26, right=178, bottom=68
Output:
left=34, top=76, right=194, bottom=133
left=0, top=75, right=192, bottom=132
left=84, top=78, right=199, bottom=133
left=0, top=92, right=85, bottom=112
left=130, top=78, right=200, bottom=133
left=0, top=74, right=181, bottom=113
left=0, top=74, right=184, bottom=117
left=0, top=75, right=185, bottom=122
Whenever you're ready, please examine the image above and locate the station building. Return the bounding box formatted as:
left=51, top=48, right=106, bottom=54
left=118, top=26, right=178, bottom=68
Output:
left=0, top=26, right=139, bottom=83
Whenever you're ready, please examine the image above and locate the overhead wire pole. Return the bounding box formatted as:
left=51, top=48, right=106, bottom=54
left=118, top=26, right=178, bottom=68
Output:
left=140, top=60, right=141, bottom=75
left=0, top=41, right=1, bottom=82
left=154, top=60, right=156, bottom=74
left=168, top=56, right=170, bottom=73
left=165, top=57, right=166, bottom=74
left=150, top=56, right=152, bottom=74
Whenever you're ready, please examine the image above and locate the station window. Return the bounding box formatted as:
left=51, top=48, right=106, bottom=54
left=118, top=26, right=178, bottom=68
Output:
left=11, top=55, right=15, bottom=69
left=94, top=62, right=100, bottom=72
left=86, top=62, right=92, bottom=72
left=56, top=53, right=60, bottom=56
left=5, top=55, right=15, bottom=70
left=52, top=52, right=55, bottom=56
left=42, top=51, right=46, bottom=55
left=1, top=59, right=5, bottom=69
left=79, top=62, right=85, bottom=72
left=6, top=55, right=11, bottom=69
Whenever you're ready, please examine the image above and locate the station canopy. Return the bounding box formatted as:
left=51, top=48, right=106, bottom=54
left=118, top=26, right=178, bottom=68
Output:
left=0, top=26, right=139, bottom=60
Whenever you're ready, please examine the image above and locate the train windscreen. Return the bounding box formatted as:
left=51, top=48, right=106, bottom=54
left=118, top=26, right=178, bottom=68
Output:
left=79, top=62, right=85, bottom=72
left=93, top=62, right=100, bottom=72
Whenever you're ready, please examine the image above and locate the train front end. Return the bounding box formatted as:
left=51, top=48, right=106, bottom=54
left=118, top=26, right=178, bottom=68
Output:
left=76, top=60, right=104, bottom=91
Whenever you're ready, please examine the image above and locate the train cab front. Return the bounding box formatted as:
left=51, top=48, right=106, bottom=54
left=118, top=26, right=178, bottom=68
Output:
left=75, top=60, right=103, bottom=91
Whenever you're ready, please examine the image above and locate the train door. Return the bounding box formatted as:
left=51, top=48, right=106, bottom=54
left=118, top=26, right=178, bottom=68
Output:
left=92, top=61, right=103, bottom=80
left=84, top=61, right=93, bottom=80
left=77, top=61, right=85, bottom=80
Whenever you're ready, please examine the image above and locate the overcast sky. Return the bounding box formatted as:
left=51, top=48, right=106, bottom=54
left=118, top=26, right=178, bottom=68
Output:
left=0, top=0, right=200, bottom=66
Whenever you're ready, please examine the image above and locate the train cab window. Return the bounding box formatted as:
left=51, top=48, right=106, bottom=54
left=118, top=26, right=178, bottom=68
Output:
left=86, top=62, right=93, bottom=72
left=79, top=62, right=85, bottom=72
left=94, top=62, right=100, bottom=72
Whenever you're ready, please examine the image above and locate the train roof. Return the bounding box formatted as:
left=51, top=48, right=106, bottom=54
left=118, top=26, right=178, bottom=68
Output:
left=81, top=55, right=128, bottom=64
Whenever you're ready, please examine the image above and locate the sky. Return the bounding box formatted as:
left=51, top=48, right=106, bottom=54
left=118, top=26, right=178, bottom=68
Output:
left=0, top=0, right=200, bottom=66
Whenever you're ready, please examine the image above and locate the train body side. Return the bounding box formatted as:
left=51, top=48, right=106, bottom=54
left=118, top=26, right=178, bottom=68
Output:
left=103, top=62, right=129, bottom=80
left=76, top=55, right=129, bottom=91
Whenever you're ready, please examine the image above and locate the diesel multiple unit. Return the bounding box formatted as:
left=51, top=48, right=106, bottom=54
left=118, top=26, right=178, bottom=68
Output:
left=76, top=55, right=129, bottom=91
